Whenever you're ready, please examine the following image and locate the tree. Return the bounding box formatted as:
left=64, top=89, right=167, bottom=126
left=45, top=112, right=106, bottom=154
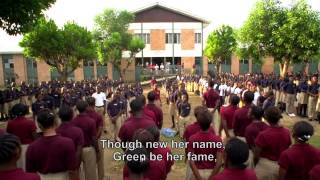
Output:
left=204, top=25, right=237, bottom=73
left=239, top=0, right=320, bottom=76
left=20, top=18, right=96, bottom=81
left=0, top=0, right=56, bottom=35
left=94, top=9, right=144, bottom=79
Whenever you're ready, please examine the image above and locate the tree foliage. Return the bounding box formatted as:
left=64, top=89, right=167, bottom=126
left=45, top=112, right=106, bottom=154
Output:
left=94, top=9, right=144, bottom=77
left=204, top=25, right=237, bottom=72
left=20, top=18, right=96, bottom=81
left=0, top=0, right=56, bottom=35
left=239, top=0, right=320, bottom=76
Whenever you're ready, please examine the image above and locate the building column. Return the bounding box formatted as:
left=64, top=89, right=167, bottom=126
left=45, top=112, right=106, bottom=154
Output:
left=231, top=55, right=240, bottom=75
left=93, top=61, right=97, bottom=79
left=13, top=54, right=27, bottom=83
left=74, top=61, right=84, bottom=81
left=37, top=61, right=51, bottom=82
left=0, top=56, right=4, bottom=86
left=249, top=58, right=253, bottom=73
left=107, top=62, right=113, bottom=80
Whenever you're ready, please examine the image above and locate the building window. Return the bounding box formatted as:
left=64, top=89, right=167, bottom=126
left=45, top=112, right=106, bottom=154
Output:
left=2, top=55, right=15, bottom=84
left=241, top=59, right=249, bottom=64
left=135, top=33, right=150, bottom=44
left=83, top=61, right=94, bottom=66
left=166, top=33, right=180, bottom=44
left=195, top=33, right=202, bottom=44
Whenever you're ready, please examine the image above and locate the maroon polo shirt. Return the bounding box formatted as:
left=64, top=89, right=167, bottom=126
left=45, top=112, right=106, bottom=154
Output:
left=124, top=178, right=150, bottom=180
left=211, top=168, right=258, bottom=180
left=154, top=89, right=161, bottom=101
left=56, top=122, right=84, bottom=167
left=0, top=128, right=4, bottom=135
left=143, top=107, right=156, bottom=123
left=86, top=109, right=104, bottom=138
left=26, top=135, right=77, bottom=174
left=310, top=165, right=320, bottom=180
left=151, top=147, right=174, bottom=174
left=72, top=113, right=97, bottom=147
left=244, top=121, right=269, bottom=149
left=278, top=143, right=320, bottom=180
left=119, top=116, right=156, bottom=143
left=145, top=104, right=163, bottom=129
left=220, top=105, right=238, bottom=129
left=233, top=105, right=253, bottom=137
left=183, top=122, right=215, bottom=142
left=6, top=117, right=36, bottom=144
left=123, top=159, right=166, bottom=180
left=255, top=127, right=291, bottom=161
left=0, top=168, right=40, bottom=180
left=187, top=131, right=223, bottom=169
left=203, top=88, right=219, bottom=108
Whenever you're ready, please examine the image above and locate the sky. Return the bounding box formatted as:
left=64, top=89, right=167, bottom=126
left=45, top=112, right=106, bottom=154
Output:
left=1, top=0, right=320, bottom=52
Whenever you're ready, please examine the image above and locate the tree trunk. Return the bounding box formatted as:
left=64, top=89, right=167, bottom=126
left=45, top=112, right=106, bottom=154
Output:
left=59, top=66, right=68, bottom=82
left=280, top=59, right=290, bottom=77
left=303, top=61, right=308, bottom=75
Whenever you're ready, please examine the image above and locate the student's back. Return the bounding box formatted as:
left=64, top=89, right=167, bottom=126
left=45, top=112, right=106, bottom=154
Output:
left=279, top=143, right=320, bottom=180
left=0, top=168, right=40, bottom=180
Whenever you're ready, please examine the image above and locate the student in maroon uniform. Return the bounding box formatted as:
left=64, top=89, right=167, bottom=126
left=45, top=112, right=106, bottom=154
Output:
left=124, top=147, right=150, bottom=180
left=26, top=109, right=78, bottom=180
left=85, top=97, right=105, bottom=180
left=138, top=95, right=156, bottom=123
left=147, top=126, right=174, bottom=175
left=254, top=107, right=291, bottom=180
left=72, top=100, right=98, bottom=180
left=56, top=105, right=84, bottom=178
left=278, top=121, right=320, bottom=180
left=233, top=91, right=255, bottom=141
left=187, top=110, right=224, bottom=180
left=183, top=106, right=215, bottom=142
left=211, top=138, right=257, bottom=180
left=0, top=133, right=40, bottom=180
left=123, top=129, right=167, bottom=180
left=244, top=106, right=268, bottom=168
left=118, top=98, right=156, bottom=143
left=6, top=103, right=37, bottom=170
left=202, top=81, right=220, bottom=114
left=146, top=91, right=163, bottom=129
left=152, top=84, right=162, bottom=107
left=0, top=128, right=4, bottom=135
left=310, top=164, right=320, bottom=180
left=220, top=95, right=240, bottom=139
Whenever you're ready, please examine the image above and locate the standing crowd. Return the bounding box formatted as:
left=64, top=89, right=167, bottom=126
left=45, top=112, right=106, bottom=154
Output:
left=0, top=72, right=320, bottom=180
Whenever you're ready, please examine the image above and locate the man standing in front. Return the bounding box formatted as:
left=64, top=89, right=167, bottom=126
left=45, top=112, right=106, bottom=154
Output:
left=92, top=86, right=107, bottom=133
left=202, top=80, right=220, bottom=132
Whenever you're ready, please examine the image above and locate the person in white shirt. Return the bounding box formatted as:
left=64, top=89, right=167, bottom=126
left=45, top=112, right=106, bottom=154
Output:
left=92, top=87, right=107, bottom=116
left=160, top=63, right=164, bottom=71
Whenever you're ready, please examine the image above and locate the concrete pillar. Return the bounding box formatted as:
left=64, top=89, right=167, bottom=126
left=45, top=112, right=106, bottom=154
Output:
left=74, top=61, right=84, bottom=81
left=13, top=54, right=27, bottom=83
left=249, top=58, right=253, bottom=73
left=93, top=61, right=97, bottom=80
left=231, top=54, right=240, bottom=75
left=37, top=61, right=51, bottom=82
left=0, top=55, right=4, bottom=87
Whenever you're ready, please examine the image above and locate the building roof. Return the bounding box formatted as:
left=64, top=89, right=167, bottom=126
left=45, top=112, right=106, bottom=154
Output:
left=132, top=2, right=210, bottom=24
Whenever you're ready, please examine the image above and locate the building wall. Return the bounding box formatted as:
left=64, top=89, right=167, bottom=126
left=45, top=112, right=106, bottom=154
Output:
left=181, top=29, right=195, bottom=50
left=203, top=57, right=208, bottom=76
left=231, top=55, right=240, bottom=75
left=13, top=54, right=27, bottom=83
left=261, top=56, right=274, bottom=74
left=150, top=29, right=165, bottom=50
left=74, top=62, right=84, bottom=81
left=37, top=61, right=51, bottom=82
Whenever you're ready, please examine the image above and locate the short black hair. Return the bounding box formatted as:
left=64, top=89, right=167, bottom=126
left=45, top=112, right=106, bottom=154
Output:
left=209, top=81, right=214, bottom=88
left=225, top=138, right=249, bottom=169
left=194, top=106, right=207, bottom=117
left=243, top=91, right=254, bottom=103
left=130, top=98, right=143, bottom=113
left=293, top=121, right=314, bottom=143
left=0, top=133, right=21, bottom=165
left=147, top=126, right=160, bottom=142
left=132, top=128, right=155, bottom=147
left=11, top=103, right=28, bottom=117
left=250, top=106, right=264, bottom=120
left=198, top=111, right=213, bottom=131
left=58, top=105, right=74, bottom=122
left=264, top=107, right=282, bottom=125
left=76, top=100, right=88, bottom=113
left=125, top=147, right=150, bottom=175
left=136, top=95, right=146, bottom=106
left=37, top=109, right=56, bottom=129
left=230, top=95, right=240, bottom=106
left=86, top=97, right=96, bottom=106
left=147, top=91, right=156, bottom=102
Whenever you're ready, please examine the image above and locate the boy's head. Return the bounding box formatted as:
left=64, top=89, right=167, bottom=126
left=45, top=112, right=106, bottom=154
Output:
left=225, top=138, right=249, bottom=169
left=125, top=147, right=150, bottom=176
left=249, top=106, right=264, bottom=121
left=264, top=107, right=282, bottom=125
left=147, top=91, right=156, bottom=102
left=86, top=97, right=96, bottom=107
left=58, top=105, right=74, bottom=122
left=132, top=129, right=155, bottom=148
left=230, top=95, right=240, bottom=106
left=194, top=106, right=207, bottom=118
left=293, top=121, right=314, bottom=143
left=182, top=94, right=188, bottom=102
left=76, top=100, right=88, bottom=113
left=147, top=126, right=160, bottom=142
left=197, top=110, right=213, bottom=131
left=243, top=91, right=254, bottom=104
left=130, top=99, right=144, bottom=114
left=11, top=103, right=29, bottom=117
left=37, top=109, right=56, bottom=130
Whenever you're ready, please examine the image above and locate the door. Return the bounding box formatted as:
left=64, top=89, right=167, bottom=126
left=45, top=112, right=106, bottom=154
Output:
left=195, top=57, right=203, bottom=75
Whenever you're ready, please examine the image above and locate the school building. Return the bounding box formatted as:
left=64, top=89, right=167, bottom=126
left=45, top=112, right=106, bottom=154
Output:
left=0, top=3, right=319, bottom=86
